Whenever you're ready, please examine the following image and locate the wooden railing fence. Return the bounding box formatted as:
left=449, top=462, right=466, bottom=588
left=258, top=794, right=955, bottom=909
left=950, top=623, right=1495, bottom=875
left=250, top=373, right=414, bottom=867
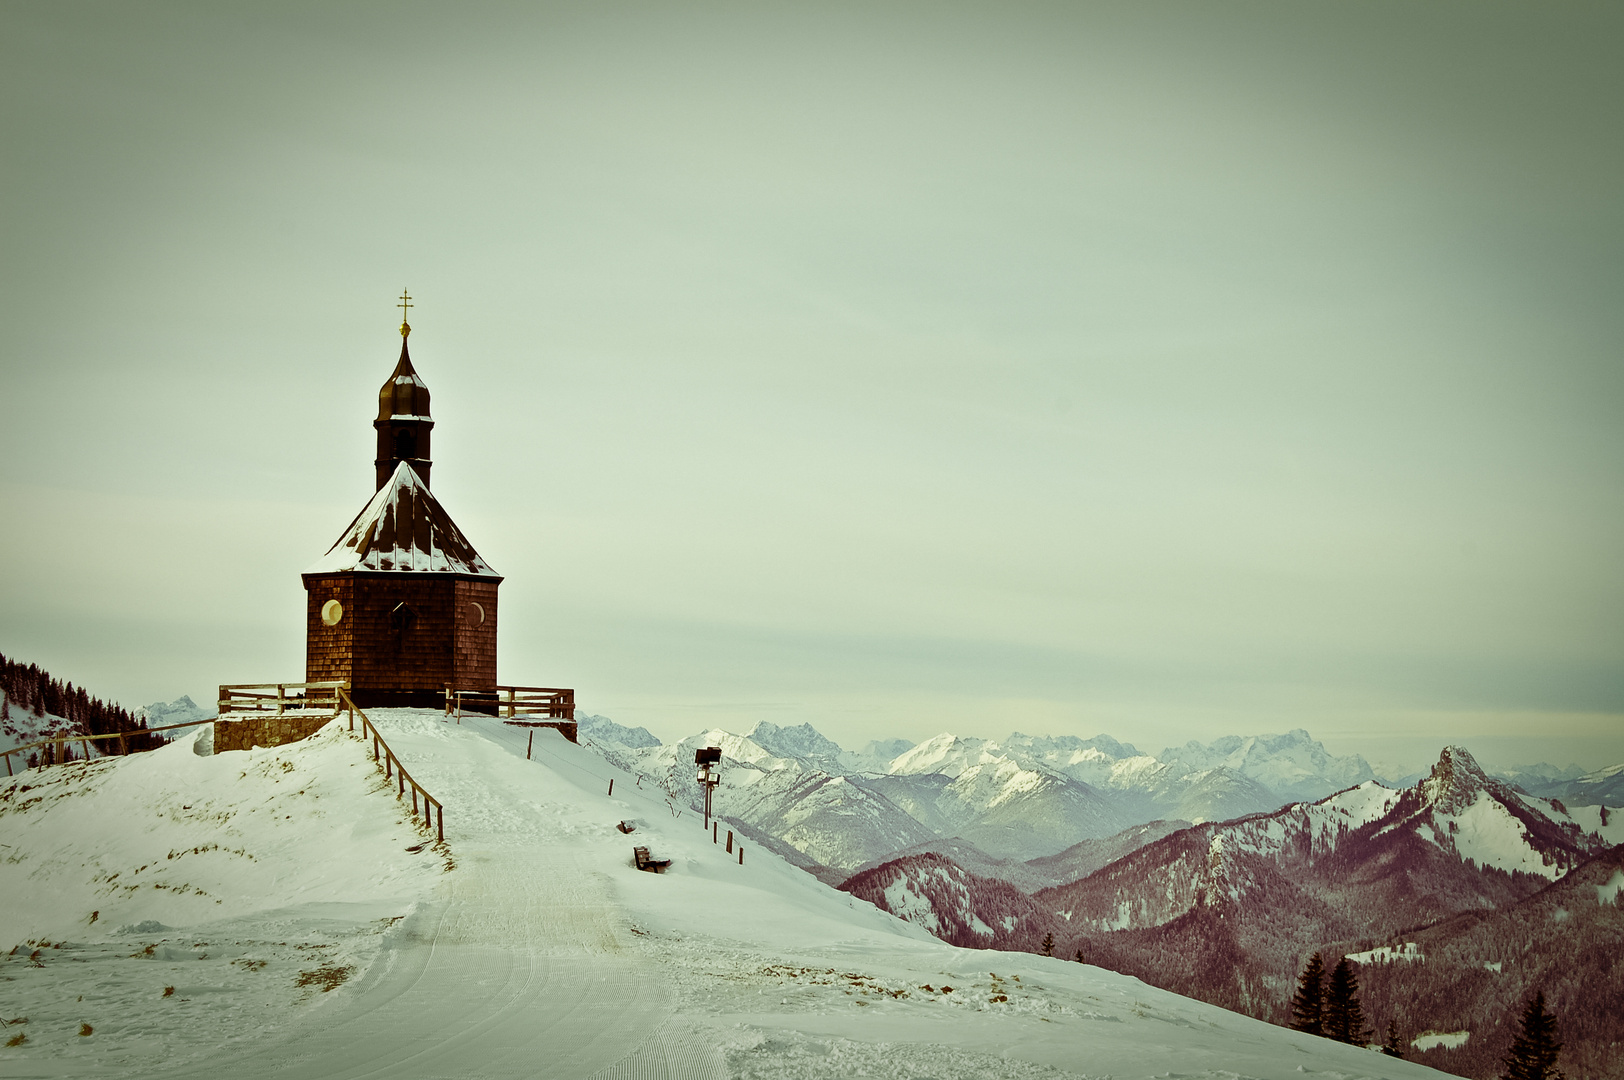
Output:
left=338, top=688, right=444, bottom=843
left=2, top=718, right=216, bottom=777
left=444, top=684, right=574, bottom=722
left=218, top=681, right=348, bottom=716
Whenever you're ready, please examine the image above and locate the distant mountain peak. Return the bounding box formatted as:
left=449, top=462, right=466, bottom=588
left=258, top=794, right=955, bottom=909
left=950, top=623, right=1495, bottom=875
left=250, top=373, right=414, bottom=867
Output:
left=746, top=721, right=844, bottom=762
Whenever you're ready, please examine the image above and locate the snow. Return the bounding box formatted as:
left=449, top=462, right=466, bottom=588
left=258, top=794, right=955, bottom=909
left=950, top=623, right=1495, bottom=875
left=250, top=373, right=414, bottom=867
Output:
left=1322, top=781, right=1402, bottom=826
left=1598, top=869, right=1624, bottom=907
left=1575, top=761, right=1624, bottom=783
left=0, top=710, right=1457, bottom=1080
left=1441, top=789, right=1563, bottom=880
left=886, top=734, right=998, bottom=778
left=1562, top=803, right=1624, bottom=845
left=1410, top=1031, right=1469, bottom=1051
left=1346, top=942, right=1422, bottom=965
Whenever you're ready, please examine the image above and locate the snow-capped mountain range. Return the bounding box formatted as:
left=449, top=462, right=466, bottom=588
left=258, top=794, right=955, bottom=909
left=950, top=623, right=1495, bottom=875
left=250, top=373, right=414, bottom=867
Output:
left=836, top=745, right=1624, bottom=1077
left=580, top=716, right=1505, bottom=880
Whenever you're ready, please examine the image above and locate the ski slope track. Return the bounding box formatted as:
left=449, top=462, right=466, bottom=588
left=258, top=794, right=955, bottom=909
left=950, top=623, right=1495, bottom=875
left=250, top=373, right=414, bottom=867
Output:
left=1, top=712, right=1452, bottom=1080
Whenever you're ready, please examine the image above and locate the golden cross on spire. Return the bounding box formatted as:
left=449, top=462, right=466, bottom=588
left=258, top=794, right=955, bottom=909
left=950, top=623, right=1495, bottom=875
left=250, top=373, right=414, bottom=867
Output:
left=398, top=289, right=413, bottom=337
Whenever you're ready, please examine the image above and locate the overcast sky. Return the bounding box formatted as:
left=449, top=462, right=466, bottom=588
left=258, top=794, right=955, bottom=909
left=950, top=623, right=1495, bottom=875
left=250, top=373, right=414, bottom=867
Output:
left=2, top=1, right=1620, bottom=774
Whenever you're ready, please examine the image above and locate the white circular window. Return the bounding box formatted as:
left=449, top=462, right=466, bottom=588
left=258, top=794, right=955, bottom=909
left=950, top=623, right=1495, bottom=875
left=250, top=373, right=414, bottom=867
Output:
left=467, top=602, right=485, bottom=626
left=321, top=599, right=344, bottom=626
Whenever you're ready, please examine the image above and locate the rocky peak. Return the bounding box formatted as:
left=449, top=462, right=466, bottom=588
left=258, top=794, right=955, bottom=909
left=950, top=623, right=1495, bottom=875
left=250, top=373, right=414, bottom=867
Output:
left=747, top=721, right=844, bottom=763
left=1418, top=745, right=1492, bottom=815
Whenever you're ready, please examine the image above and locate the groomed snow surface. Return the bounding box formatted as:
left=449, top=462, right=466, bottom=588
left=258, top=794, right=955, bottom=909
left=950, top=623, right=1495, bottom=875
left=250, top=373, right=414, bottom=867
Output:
left=1, top=712, right=1450, bottom=1080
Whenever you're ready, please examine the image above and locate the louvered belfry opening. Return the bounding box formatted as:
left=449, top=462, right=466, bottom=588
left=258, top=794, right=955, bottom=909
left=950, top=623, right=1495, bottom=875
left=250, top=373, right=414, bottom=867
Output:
left=303, top=327, right=500, bottom=709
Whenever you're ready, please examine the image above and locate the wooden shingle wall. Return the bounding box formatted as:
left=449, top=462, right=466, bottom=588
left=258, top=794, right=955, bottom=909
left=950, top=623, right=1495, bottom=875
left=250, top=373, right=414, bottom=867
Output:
left=304, top=572, right=498, bottom=708
left=304, top=576, right=356, bottom=685
left=453, top=578, right=498, bottom=691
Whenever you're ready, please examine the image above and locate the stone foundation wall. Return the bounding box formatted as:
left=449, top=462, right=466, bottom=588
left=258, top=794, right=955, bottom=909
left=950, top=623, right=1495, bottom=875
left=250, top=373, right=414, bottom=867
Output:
left=214, top=713, right=336, bottom=753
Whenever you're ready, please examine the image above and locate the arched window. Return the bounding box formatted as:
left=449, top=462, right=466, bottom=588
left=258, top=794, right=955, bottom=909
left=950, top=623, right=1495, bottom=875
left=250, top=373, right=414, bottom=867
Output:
left=393, top=428, right=417, bottom=460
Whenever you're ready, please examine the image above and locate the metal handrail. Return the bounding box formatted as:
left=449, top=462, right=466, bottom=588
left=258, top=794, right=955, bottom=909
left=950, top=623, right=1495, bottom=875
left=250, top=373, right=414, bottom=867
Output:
left=338, top=688, right=444, bottom=843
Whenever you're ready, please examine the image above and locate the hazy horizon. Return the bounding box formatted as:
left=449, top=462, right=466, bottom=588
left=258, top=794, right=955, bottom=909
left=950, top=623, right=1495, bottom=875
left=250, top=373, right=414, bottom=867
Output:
left=3, top=2, right=1620, bottom=775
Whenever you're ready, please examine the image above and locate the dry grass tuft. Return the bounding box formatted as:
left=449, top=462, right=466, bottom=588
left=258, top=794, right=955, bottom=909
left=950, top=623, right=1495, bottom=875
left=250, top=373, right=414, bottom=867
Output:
left=295, top=964, right=353, bottom=993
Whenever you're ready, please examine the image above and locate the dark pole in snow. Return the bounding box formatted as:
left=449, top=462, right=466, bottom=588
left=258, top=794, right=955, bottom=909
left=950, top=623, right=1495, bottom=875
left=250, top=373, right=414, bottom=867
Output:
left=607, top=778, right=614, bottom=796
left=527, top=731, right=533, bottom=759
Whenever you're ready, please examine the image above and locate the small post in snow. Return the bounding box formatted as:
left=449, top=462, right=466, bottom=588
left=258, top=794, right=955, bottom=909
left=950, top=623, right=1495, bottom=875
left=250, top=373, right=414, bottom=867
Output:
left=713, top=821, right=718, bottom=844
left=527, top=731, right=534, bottom=759
left=738, top=846, right=743, bottom=865
left=726, top=829, right=733, bottom=854
left=607, top=778, right=614, bottom=796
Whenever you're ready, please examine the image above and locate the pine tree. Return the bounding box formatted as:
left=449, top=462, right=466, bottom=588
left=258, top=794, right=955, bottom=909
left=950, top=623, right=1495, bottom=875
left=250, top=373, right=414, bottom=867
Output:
left=1323, top=958, right=1368, bottom=1045
left=1073, top=948, right=1085, bottom=964
left=1290, top=952, right=1325, bottom=1035
left=1382, top=1019, right=1405, bottom=1058
left=1501, top=991, right=1563, bottom=1080
left=1040, top=932, right=1055, bottom=957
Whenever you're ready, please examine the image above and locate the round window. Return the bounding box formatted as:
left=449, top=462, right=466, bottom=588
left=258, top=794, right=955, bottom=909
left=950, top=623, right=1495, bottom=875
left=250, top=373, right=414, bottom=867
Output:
left=321, top=599, right=344, bottom=626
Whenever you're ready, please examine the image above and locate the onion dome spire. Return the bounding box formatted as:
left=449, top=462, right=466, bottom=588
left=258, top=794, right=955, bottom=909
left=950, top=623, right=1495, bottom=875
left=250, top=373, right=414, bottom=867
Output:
left=374, top=290, right=434, bottom=490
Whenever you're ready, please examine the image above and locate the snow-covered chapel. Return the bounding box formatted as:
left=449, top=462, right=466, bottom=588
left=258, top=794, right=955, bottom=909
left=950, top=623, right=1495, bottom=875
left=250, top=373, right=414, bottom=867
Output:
left=300, top=301, right=501, bottom=709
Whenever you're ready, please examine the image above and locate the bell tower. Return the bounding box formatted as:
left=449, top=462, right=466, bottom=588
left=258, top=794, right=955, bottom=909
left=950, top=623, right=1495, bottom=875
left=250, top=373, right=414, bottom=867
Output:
left=304, top=292, right=502, bottom=709
left=374, top=290, right=434, bottom=490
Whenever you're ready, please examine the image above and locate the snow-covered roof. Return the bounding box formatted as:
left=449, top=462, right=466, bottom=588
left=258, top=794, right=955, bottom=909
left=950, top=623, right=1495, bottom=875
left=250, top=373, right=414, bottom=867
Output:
left=306, top=461, right=500, bottom=578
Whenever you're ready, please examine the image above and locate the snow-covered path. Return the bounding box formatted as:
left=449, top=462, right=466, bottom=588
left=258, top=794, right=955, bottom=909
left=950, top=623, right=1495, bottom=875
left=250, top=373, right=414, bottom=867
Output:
left=158, top=713, right=712, bottom=1080
left=3, top=712, right=1455, bottom=1080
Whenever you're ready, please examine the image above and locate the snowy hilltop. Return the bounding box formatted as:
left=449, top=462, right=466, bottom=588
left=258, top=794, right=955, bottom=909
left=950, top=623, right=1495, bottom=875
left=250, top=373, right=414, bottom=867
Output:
left=0, top=709, right=1451, bottom=1080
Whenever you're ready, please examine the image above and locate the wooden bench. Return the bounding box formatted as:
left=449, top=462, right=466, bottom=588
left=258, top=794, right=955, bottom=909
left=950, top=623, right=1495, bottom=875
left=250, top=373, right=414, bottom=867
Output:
left=616, top=820, right=635, bottom=834
left=632, top=845, right=670, bottom=873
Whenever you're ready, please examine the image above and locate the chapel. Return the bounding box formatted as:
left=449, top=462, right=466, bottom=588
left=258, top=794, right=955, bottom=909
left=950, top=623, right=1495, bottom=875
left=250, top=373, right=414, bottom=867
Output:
left=300, top=298, right=501, bottom=709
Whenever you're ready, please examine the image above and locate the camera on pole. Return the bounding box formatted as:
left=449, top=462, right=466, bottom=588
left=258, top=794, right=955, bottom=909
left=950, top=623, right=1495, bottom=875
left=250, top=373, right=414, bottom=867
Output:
left=695, top=746, right=722, bottom=827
